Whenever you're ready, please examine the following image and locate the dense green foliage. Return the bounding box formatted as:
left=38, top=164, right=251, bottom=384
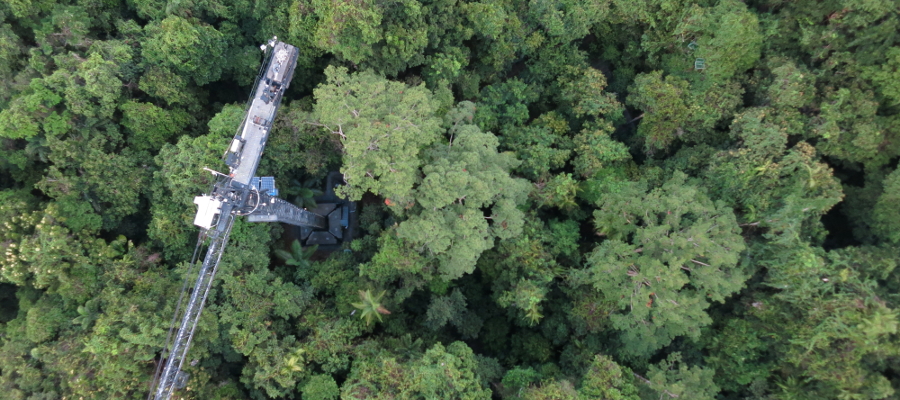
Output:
left=1, top=0, right=900, bottom=398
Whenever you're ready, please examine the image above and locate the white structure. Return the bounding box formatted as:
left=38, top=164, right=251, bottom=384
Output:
left=192, top=196, right=222, bottom=229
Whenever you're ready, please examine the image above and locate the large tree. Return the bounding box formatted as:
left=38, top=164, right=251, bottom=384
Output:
left=572, top=172, right=746, bottom=356
left=396, top=101, right=530, bottom=280
left=311, top=66, right=442, bottom=202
